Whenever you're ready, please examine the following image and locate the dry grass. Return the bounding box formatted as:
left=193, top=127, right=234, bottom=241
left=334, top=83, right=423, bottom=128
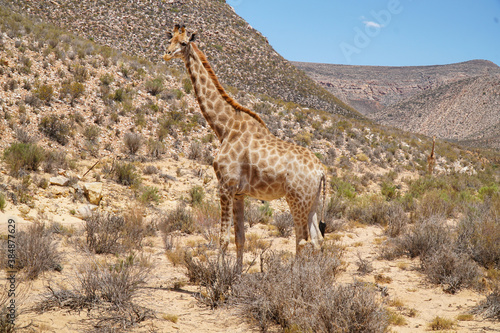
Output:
left=182, top=251, right=239, bottom=309
left=234, top=247, right=387, bottom=332
left=37, top=254, right=153, bottom=331
left=84, top=211, right=145, bottom=254
left=1, top=221, right=61, bottom=280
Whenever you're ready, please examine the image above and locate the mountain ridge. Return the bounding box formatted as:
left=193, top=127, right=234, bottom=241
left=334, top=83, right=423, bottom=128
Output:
left=2, top=0, right=360, bottom=118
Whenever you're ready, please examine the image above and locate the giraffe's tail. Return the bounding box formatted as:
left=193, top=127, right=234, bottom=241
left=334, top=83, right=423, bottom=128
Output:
left=319, top=173, right=327, bottom=238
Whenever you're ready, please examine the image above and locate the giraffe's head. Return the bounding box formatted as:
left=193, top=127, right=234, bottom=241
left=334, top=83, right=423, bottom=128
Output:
left=163, top=24, right=196, bottom=62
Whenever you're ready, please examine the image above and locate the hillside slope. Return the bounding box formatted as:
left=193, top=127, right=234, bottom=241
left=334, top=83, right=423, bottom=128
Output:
left=2, top=0, right=359, bottom=117
left=372, top=74, right=500, bottom=148
left=293, top=60, right=500, bottom=116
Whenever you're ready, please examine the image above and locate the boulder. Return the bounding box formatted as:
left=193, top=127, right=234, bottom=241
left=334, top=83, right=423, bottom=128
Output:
left=76, top=204, right=98, bottom=219
left=50, top=176, right=70, bottom=186
left=82, top=182, right=103, bottom=205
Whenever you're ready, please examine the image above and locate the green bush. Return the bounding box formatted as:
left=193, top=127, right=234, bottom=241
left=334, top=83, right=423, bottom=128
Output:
left=0, top=192, right=6, bottom=212
left=189, top=186, right=204, bottom=206
left=139, top=186, right=160, bottom=205
left=35, top=84, right=53, bottom=103
left=3, top=142, right=46, bottom=175
left=145, top=77, right=163, bottom=96
left=114, top=162, right=140, bottom=186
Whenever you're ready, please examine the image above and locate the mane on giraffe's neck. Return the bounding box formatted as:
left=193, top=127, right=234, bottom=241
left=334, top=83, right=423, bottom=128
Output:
left=187, top=43, right=268, bottom=129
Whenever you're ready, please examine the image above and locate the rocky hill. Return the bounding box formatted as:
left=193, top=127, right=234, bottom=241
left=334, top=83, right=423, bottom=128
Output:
left=294, top=60, right=500, bottom=149
left=2, top=0, right=359, bottom=118
left=293, top=60, right=500, bottom=116
left=372, top=74, right=500, bottom=148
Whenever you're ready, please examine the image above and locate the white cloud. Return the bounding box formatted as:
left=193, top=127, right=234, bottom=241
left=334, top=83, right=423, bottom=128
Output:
left=363, top=21, right=383, bottom=28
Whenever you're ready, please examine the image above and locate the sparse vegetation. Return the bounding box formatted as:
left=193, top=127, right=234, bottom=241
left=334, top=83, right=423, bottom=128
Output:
left=1, top=221, right=61, bottom=279
left=3, top=142, right=46, bottom=176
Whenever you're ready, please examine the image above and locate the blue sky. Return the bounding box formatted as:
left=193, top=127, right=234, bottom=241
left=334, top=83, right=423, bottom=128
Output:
left=227, top=0, right=500, bottom=66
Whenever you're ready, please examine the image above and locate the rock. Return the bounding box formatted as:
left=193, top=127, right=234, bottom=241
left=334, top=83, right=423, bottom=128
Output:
left=18, top=204, right=30, bottom=215
left=82, top=182, right=103, bottom=205
left=76, top=204, right=98, bottom=219
left=50, top=176, right=70, bottom=186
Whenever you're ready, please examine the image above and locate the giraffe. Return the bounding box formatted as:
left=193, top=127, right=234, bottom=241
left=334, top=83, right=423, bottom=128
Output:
left=163, top=25, right=327, bottom=271
left=427, top=136, right=436, bottom=175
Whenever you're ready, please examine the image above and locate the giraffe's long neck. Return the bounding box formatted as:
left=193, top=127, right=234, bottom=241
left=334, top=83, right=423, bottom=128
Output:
left=430, top=138, right=435, bottom=158
left=182, top=43, right=235, bottom=141
left=181, top=43, right=267, bottom=142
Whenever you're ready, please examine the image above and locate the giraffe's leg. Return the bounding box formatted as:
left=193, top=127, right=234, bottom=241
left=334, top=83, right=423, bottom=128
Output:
left=219, top=187, right=234, bottom=253
left=286, top=196, right=309, bottom=254
left=233, top=196, right=245, bottom=273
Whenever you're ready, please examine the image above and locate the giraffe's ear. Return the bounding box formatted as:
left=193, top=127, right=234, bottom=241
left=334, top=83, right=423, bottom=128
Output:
left=189, top=33, right=196, bottom=42
left=166, top=32, right=173, bottom=40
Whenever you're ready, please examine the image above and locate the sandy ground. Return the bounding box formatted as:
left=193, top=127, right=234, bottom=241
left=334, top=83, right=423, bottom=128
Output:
left=0, top=156, right=499, bottom=332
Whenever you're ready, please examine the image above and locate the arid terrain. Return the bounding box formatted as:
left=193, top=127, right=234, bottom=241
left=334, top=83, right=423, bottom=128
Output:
left=1, top=2, right=500, bottom=333
left=294, top=60, right=500, bottom=149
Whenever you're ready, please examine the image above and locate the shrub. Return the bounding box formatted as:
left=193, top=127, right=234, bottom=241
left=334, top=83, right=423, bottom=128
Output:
left=258, top=202, right=273, bottom=224
left=35, top=84, right=53, bottom=103
left=457, top=199, right=500, bottom=268
left=422, top=250, right=480, bottom=293
left=347, top=195, right=388, bottom=225
left=189, top=185, right=204, bottom=206
left=84, top=211, right=145, bottom=254
left=183, top=251, right=238, bottom=308
left=428, top=316, right=455, bottom=331
left=474, top=284, right=500, bottom=320
left=188, top=141, right=203, bottom=161
left=85, top=212, right=126, bottom=254
left=193, top=201, right=220, bottom=247
left=234, top=249, right=386, bottom=332
left=182, top=77, right=192, bottom=94
left=145, top=77, right=163, bottom=96
left=272, top=212, right=293, bottom=238
left=43, top=149, right=68, bottom=173
left=38, top=254, right=152, bottom=330
left=83, top=125, right=100, bottom=143
left=39, top=114, right=70, bottom=145
left=114, top=162, right=140, bottom=186
left=416, top=189, right=455, bottom=220
left=384, top=216, right=452, bottom=260
left=159, top=203, right=195, bottom=236
left=139, top=186, right=160, bottom=205
left=123, top=132, right=142, bottom=155
left=0, top=193, right=6, bottom=212
left=2, top=222, right=61, bottom=279
left=3, top=142, right=46, bottom=175
left=330, top=177, right=356, bottom=199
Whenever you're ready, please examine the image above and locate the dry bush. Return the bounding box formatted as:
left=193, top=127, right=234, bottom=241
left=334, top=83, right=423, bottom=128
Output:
left=422, top=250, right=480, bottom=294
left=193, top=201, right=220, bottom=247
left=43, top=149, right=68, bottom=173
left=347, top=195, right=388, bottom=225
left=183, top=251, right=239, bottom=309
left=234, top=249, right=386, bottom=332
left=457, top=198, right=500, bottom=269
left=158, top=203, right=196, bottom=240
left=38, top=254, right=153, bottom=330
left=245, top=203, right=265, bottom=227
left=38, top=114, right=70, bottom=145
left=84, top=211, right=144, bottom=254
left=1, top=221, right=61, bottom=280
left=384, top=201, right=409, bottom=238
left=272, top=212, right=293, bottom=238
left=415, top=189, right=455, bottom=220
left=382, top=216, right=452, bottom=261
left=474, top=284, right=500, bottom=320
left=123, top=132, right=143, bottom=155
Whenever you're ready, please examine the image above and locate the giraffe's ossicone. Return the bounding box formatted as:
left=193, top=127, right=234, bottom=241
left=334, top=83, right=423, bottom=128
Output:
left=164, top=25, right=327, bottom=271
